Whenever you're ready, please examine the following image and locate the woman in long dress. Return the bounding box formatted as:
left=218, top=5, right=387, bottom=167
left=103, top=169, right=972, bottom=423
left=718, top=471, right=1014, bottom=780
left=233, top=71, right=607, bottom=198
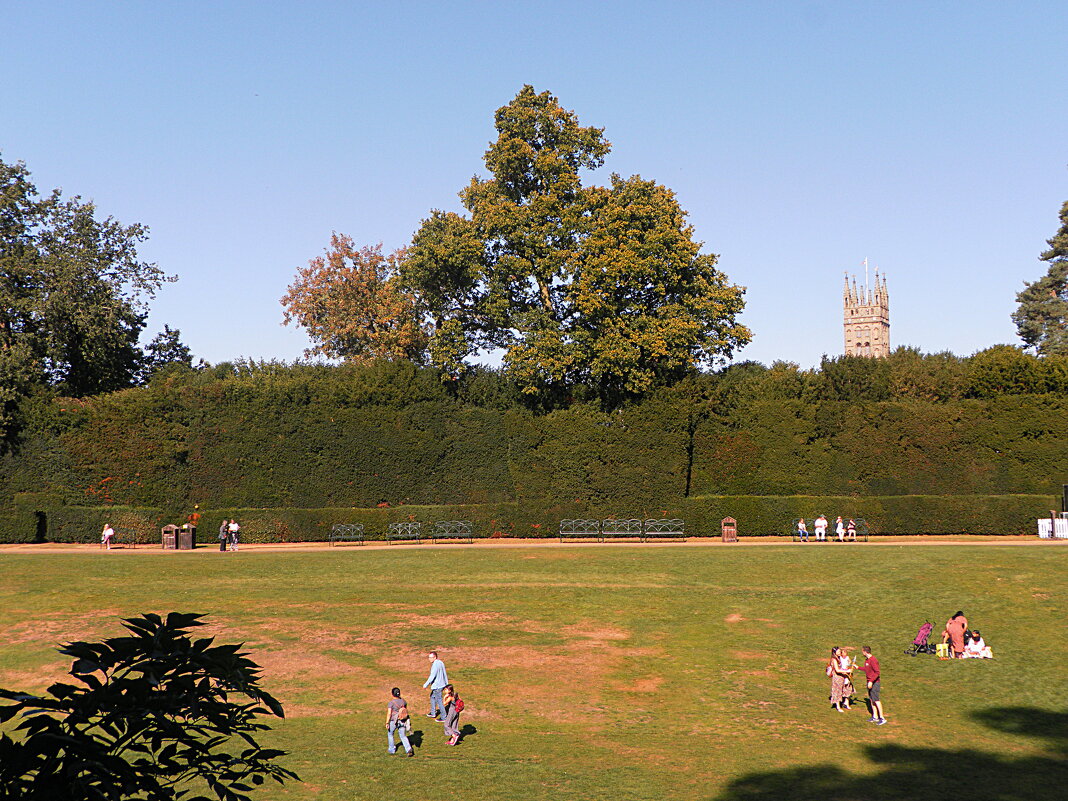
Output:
left=828, top=647, right=850, bottom=711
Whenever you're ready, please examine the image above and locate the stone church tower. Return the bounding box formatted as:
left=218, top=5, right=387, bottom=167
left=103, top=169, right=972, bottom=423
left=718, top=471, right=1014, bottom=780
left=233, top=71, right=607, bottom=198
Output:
left=843, top=270, right=889, bottom=357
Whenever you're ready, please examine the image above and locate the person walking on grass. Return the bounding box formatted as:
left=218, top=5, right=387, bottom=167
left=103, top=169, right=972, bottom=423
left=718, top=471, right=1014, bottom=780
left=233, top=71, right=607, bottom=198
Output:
left=386, top=687, right=414, bottom=756
left=423, top=651, right=448, bottom=721
left=441, top=683, right=462, bottom=746
left=227, top=518, right=241, bottom=551
left=861, top=646, right=886, bottom=725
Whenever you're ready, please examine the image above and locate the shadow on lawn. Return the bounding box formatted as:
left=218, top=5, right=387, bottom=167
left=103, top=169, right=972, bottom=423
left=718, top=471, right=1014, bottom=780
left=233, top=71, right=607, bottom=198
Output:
left=714, top=708, right=1068, bottom=801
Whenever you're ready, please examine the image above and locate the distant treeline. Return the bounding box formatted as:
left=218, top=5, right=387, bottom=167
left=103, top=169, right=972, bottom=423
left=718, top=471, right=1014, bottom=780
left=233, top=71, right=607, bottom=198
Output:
left=1, top=346, right=1065, bottom=529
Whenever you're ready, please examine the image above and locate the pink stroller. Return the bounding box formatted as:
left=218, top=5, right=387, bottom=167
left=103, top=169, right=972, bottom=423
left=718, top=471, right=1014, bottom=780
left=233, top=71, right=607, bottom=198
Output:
left=904, top=621, right=936, bottom=656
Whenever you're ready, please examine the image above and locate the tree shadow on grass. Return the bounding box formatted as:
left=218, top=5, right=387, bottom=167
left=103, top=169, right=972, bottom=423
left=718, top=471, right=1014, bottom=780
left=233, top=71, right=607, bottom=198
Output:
left=715, top=708, right=1068, bottom=801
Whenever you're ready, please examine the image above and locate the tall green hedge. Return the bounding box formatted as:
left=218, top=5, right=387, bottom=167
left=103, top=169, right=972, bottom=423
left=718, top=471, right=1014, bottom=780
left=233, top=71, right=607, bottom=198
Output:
left=0, top=357, right=1065, bottom=523
left=6, top=495, right=1054, bottom=544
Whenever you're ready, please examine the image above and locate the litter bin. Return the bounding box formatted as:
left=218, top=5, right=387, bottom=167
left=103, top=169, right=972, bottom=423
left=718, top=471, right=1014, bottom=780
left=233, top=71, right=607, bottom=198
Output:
left=721, top=517, right=738, bottom=543
left=161, top=524, right=179, bottom=550
left=178, top=525, right=196, bottom=550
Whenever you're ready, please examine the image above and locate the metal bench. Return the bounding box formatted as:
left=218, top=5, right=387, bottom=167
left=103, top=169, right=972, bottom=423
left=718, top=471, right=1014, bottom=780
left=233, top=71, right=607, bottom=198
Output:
left=642, top=518, right=685, bottom=542
left=558, top=519, right=603, bottom=542
left=791, top=517, right=869, bottom=542
left=433, top=520, right=473, bottom=543
left=329, top=523, right=364, bottom=545
left=601, top=518, right=643, bottom=540
left=387, top=521, right=422, bottom=544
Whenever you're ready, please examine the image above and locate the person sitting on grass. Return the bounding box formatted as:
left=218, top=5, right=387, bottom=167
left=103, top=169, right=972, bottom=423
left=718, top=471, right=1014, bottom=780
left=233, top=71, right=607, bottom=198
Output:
left=963, top=630, right=992, bottom=659
left=942, top=611, right=968, bottom=658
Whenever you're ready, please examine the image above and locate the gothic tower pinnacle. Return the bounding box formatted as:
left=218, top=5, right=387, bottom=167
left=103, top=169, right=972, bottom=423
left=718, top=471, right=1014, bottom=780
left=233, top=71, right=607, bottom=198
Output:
left=843, top=265, right=889, bottom=357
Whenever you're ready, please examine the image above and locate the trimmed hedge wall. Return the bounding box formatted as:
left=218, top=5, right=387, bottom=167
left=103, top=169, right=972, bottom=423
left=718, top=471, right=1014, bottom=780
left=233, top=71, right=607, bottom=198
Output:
left=5, top=495, right=1054, bottom=544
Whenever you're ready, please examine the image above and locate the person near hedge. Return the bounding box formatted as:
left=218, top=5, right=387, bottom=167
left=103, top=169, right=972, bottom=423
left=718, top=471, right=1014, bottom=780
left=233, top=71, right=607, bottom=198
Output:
left=218, top=519, right=229, bottom=552
left=847, top=518, right=857, bottom=540
left=386, top=687, right=414, bottom=756
left=227, top=519, right=241, bottom=551
left=101, top=523, right=115, bottom=550
left=861, top=646, right=886, bottom=725
left=814, top=514, right=828, bottom=541
left=797, top=518, right=808, bottom=542
left=942, top=611, right=968, bottom=658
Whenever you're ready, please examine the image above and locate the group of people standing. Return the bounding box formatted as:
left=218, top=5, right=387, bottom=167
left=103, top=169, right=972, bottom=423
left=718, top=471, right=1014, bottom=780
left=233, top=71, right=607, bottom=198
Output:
left=798, top=515, right=856, bottom=542
left=218, top=519, right=241, bottom=551
left=826, top=645, right=886, bottom=725
left=385, top=651, right=465, bottom=757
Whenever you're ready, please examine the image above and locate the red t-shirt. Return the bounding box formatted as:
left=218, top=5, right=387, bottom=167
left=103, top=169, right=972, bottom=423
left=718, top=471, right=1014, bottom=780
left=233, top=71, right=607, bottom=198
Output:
left=863, top=655, right=880, bottom=682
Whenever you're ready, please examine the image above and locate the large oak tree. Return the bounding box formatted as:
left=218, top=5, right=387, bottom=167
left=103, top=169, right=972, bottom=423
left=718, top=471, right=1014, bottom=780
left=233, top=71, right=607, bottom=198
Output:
left=0, top=155, right=172, bottom=440
left=404, top=85, right=750, bottom=398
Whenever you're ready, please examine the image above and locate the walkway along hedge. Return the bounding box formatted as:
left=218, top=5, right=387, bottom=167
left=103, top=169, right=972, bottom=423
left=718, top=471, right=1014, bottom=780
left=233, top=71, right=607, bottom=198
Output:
left=3, top=494, right=1055, bottom=544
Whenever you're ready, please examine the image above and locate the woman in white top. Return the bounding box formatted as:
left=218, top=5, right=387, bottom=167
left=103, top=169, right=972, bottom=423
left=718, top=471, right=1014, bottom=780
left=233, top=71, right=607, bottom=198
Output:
left=835, top=516, right=845, bottom=541
left=963, top=630, right=992, bottom=658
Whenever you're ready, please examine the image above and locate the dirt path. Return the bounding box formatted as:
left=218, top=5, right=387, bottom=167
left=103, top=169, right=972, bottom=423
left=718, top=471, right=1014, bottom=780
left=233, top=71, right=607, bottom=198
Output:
left=1, top=535, right=1064, bottom=554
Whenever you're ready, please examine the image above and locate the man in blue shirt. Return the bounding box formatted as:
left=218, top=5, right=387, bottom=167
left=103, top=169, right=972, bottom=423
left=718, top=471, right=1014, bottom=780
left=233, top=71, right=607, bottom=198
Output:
left=423, top=651, right=449, bottom=721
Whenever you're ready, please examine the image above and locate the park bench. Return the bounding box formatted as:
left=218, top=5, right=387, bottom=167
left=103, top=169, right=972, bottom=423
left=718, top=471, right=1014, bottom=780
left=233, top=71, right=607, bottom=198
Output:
left=432, top=520, right=473, bottom=543
left=791, top=518, right=869, bottom=542
left=600, top=518, right=644, bottom=541
left=641, top=518, right=686, bottom=542
left=558, top=519, right=603, bottom=542
left=387, top=521, right=422, bottom=544
left=329, top=523, right=364, bottom=546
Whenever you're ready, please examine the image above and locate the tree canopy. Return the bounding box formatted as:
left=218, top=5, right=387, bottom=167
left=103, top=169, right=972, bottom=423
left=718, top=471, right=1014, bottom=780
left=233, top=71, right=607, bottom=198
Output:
left=0, top=612, right=297, bottom=801
left=281, top=236, right=427, bottom=364
left=1013, top=200, right=1068, bottom=356
left=400, top=86, right=751, bottom=399
left=0, top=154, right=176, bottom=442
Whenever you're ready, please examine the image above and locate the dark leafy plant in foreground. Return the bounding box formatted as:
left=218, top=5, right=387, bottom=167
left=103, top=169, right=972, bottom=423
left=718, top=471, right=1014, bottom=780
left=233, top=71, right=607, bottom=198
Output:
left=0, top=612, right=299, bottom=800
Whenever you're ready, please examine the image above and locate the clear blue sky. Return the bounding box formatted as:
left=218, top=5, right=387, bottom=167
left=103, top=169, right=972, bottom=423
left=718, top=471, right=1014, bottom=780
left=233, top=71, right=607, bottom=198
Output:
left=3, top=1, right=1065, bottom=368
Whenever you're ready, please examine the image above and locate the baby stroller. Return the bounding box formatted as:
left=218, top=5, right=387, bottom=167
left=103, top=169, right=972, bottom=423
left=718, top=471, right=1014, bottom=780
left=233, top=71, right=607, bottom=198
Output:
left=904, top=621, right=936, bottom=656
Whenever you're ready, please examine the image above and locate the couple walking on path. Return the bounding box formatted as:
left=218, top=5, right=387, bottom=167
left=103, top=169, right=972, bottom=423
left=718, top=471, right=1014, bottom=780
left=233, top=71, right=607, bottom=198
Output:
left=386, top=650, right=464, bottom=756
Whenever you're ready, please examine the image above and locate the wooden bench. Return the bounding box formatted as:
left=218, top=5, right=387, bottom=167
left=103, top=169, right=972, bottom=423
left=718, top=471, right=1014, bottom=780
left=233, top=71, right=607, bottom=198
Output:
left=329, top=523, right=364, bottom=546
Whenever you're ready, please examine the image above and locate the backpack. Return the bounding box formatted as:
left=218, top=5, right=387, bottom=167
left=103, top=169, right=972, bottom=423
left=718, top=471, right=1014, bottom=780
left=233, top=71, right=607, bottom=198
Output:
left=455, top=696, right=465, bottom=713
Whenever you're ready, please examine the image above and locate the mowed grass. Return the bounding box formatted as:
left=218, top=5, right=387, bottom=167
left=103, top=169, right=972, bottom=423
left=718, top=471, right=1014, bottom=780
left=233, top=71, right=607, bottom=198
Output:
left=1, top=544, right=1066, bottom=800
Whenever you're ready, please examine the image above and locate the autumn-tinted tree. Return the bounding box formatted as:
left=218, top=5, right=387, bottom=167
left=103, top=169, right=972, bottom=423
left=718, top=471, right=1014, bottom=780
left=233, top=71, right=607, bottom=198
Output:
left=404, top=86, right=750, bottom=398
left=281, top=235, right=427, bottom=363
left=0, top=612, right=298, bottom=801
left=1013, top=200, right=1068, bottom=356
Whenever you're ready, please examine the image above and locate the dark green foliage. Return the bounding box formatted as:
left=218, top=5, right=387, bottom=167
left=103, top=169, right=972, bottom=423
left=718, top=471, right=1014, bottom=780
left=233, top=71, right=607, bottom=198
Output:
left=0, top=350, right=1065, bottom=539
left=0, top=612, right=298, bottom=801
left=1013, top=199, right=1068, bottom=356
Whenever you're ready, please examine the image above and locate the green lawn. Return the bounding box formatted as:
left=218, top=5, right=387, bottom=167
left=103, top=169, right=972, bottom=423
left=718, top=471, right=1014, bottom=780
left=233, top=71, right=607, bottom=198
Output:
left=2, top=544, right=1066, bottom=800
